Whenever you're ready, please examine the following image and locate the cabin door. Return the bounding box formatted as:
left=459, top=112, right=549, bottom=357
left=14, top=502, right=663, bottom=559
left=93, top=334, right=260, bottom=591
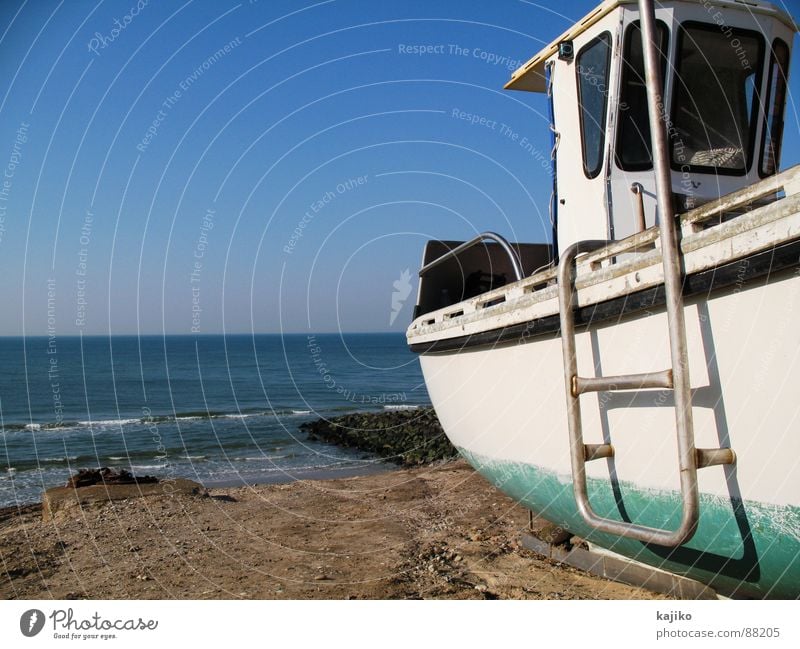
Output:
left=552, top=21, right=618, bottom=255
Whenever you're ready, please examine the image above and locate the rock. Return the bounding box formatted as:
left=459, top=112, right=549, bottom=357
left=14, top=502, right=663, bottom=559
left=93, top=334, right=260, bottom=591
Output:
left=298, top=407, right=458, bottom=467
left=65, top=467, right=158, bottom=488
left=0, top=503, right=43, bottom=522
left=42, top=478, right=206, bottom=521
left=536, top=523, right=572, bottom=546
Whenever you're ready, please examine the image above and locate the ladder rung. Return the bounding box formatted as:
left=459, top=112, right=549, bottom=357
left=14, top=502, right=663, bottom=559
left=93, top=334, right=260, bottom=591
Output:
left=696, top=447, right=736, bottom=468
left=572, top=369, right=673, bottom=396
left=584, top=443, right=614, bottom=462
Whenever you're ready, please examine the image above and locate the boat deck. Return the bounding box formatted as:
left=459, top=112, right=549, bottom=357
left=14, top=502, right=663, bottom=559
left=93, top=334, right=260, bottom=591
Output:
left=408, top=165, right=800, bottom=349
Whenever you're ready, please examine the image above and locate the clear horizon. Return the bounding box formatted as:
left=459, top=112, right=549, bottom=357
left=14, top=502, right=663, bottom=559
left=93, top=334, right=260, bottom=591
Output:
left=0, top=331, right=407, bottom=338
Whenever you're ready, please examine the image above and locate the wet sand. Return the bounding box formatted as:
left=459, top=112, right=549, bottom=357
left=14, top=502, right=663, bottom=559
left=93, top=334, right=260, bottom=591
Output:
left=0, top=459, right=664, bottom=599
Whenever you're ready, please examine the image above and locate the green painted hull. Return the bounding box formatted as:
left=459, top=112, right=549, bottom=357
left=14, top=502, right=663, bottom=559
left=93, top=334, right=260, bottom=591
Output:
left=460, top=448, right=800, bottom=599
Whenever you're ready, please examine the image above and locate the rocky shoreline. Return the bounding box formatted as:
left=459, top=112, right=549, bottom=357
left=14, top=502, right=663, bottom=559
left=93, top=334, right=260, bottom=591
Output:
left=300, top=407, right=459, bottom=466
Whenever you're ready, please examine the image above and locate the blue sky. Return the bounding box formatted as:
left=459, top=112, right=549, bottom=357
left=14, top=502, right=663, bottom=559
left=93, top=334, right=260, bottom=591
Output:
left=0, top=0, right=798, bottom=336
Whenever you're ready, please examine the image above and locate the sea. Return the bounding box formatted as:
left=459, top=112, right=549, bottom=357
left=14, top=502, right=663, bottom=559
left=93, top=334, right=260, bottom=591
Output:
left=0, top=333, right=429, bottom=508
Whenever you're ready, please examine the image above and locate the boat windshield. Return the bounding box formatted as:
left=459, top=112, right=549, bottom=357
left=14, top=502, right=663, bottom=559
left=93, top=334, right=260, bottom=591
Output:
left=615, top=20, right=669, bottom=171
left=671, top=22, right=763, bottom=175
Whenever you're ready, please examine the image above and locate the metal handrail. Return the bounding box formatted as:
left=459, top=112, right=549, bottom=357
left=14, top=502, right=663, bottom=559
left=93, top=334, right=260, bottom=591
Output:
left=418, top=231, right=524, bottom=281
left=631, top=182, right=646, bottom=232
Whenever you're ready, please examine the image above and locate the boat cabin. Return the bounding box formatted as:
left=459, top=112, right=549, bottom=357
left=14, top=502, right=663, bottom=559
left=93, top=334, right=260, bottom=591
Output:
left=507, top=0, right=795, bottom=253
left=414, top=0, right=795, bottom=318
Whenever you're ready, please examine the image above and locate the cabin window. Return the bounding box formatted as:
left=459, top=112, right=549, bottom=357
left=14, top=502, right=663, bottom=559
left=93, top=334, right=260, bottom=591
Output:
left=615, top=21, right=669, bottom=171
left=759, top=39, right=790, bottom=177
left=576, top=32, right=612, bottom=178
left=671, top=22, right=764, bottom=175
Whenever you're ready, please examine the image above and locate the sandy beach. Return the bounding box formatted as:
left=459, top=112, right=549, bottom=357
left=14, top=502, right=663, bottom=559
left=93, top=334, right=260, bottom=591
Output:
left=0, top=459, right=663, bottom=600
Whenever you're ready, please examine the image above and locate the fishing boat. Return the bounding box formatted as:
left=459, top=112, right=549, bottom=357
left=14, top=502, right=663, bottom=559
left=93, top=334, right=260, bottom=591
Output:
left=406, top=0, right=799, bottom=598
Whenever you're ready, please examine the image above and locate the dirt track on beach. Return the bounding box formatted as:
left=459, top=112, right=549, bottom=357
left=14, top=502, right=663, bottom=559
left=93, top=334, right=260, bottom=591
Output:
left=0, top=460, right=663, bottom=600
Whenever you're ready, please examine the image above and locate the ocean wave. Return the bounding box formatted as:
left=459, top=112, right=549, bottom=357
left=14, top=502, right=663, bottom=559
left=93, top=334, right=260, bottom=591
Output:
left=181, top=455, right=207, bottom=460
left=383, top=404, right=420, bottom=411
left=79, top=418, right=140, bottom=427
left=1, top=404, right=322, bottom=434
left=142, top=410, right=217, bottom=424
left=2, top=421, right=76, bottom=433
left=5, top=454, right=132, bottom=472
left=158, top=410, right=224, bottom=422
left=235, top=454, right=290, bottom=461
left=222, top=413, right=261, bottom=420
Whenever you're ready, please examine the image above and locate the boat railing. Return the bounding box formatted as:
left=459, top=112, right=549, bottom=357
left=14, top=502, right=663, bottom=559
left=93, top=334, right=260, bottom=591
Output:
left=680, top=164, right=800, bottom=233
left=418, top=231, right=524, bottom=282
left=577, top=163, right=800, bottom=273
left=409, top=162, right=800, bottom=331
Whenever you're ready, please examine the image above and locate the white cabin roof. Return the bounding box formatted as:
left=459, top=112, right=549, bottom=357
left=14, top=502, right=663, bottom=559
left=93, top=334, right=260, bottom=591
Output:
left=505, top=0, right=798, bottom=93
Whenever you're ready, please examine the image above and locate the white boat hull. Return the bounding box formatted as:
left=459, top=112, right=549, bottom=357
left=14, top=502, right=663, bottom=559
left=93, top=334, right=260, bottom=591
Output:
left=419, top=267, right=800, bottom=598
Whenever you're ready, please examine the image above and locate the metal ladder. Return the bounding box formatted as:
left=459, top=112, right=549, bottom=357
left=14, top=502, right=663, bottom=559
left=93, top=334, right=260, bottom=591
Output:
left=555, top=0, right=735, bottom=548
left=557, top=241, right=735, bottom=547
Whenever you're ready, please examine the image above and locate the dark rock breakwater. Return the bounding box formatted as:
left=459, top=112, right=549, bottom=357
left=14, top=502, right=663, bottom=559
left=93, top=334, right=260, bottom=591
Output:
left=300, top=407, right=458, bottom=466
